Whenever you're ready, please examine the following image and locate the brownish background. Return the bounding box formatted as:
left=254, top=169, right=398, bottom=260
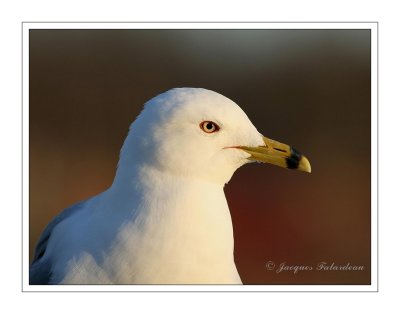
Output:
left=29, top=29, right=371, bottom=284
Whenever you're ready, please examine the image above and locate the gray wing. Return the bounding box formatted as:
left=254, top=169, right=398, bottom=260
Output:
left=29, top=200, right=87, bottom=284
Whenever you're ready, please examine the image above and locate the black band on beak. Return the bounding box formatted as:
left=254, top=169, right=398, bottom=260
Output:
left=286, top=147, right=302, bottom=169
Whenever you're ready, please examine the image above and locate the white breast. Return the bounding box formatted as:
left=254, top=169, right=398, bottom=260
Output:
left=58, top=171, right=242, bottom=284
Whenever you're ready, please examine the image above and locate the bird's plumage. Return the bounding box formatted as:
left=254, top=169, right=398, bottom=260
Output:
left=30, top=201, right=86, bottom=284
left=30, top=87, right=310, bottom=285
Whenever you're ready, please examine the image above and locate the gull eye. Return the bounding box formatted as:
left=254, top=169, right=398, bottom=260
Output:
left=199, top=121, right=220, bottom=133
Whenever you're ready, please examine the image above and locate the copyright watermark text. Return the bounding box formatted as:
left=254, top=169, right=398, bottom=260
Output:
left=266, top=261, right=365, bottom=274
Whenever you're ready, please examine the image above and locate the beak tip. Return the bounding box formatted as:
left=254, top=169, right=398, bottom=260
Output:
left=298, top=156, right=312, bottom=173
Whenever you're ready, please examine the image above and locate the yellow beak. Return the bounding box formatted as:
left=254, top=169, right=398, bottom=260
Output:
left=238, top=136, right=311, bottom=173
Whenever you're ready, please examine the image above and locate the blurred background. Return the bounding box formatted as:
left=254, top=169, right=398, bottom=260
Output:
left=29, top=29, right=371, bottom=284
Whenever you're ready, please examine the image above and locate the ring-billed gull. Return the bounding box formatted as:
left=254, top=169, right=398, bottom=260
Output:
left=30, top=88, right=311, bottom=284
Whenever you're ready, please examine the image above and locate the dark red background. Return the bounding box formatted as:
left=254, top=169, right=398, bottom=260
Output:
left=29, top=29, right=371, bottom=284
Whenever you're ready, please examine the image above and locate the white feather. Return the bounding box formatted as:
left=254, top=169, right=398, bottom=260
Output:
left=31, top=88, right=264, bottom=284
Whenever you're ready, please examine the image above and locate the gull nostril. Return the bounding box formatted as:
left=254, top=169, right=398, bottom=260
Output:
left=273, top=148, right=287, bottom=153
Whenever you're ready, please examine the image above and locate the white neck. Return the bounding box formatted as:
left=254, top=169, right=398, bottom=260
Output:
left=103, top=166, right=242, bottom=284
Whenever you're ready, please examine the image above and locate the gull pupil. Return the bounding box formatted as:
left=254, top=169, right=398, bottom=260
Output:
left=207, top=123, right=213, bottom=130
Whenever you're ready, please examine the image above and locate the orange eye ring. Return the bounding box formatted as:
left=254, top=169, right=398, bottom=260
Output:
left=199, top=121, right=220, bottom=133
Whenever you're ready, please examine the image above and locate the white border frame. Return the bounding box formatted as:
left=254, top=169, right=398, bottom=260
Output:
left=22, top=22, right=378, bottom=292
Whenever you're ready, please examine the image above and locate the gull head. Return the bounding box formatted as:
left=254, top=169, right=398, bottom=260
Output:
left=118, top=88, right=311, bottom=185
